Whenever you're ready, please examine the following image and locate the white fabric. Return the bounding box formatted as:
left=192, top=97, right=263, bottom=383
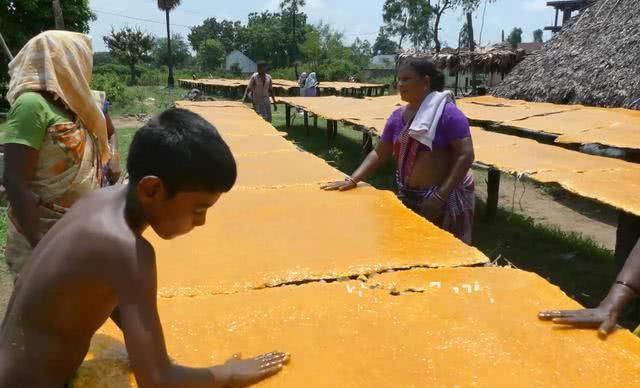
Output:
left=305, top=72, right=318, bottom=89
left=408, top=91, right=455, bottom=149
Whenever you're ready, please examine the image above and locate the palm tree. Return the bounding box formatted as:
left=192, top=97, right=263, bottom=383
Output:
left=52, top=0, right=65, bottom=29
left=157, top=0, right=181, bottom=88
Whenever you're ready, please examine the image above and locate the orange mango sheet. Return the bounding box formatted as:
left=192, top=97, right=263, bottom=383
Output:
left=75, top=267, right=640, bottom=387
left=461, top=96, right=640, bottom=151
left=472, top=127, right=640, bottom=217
left=179, top=78, right=386, bottom=92
left=282, top=95, right=640, bottom=151
left=149, top=185, right=486, bottom=296
left=279, top=96, right=640, bottom=215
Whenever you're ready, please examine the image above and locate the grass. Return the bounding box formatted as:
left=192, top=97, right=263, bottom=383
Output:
left=110, top=86, right=185, bottom=117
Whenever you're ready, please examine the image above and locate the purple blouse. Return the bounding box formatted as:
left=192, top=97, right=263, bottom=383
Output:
left=381, top=103, right=471, bottom=157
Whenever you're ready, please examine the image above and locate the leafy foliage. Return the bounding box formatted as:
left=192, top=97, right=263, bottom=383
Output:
left=0, top=0, right=95, bottom=84
left=373, top=27, right=398, bottom=55
left=533, top=29, right=544, bottom=43
left=152, top=34, right=193, bottom=68
left=507, top=27, right=523, bottom=50
left=103, top=27, right=155, bottom=85
left=197, top=39, right=226, bottom=71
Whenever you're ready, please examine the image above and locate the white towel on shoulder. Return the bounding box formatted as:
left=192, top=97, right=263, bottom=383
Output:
left=409, top=91, right=455, bottom=149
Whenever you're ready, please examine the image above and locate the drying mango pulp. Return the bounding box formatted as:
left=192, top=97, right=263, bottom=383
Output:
left=75, top=267, right=640, bottom=388
left=148, top=186, right=487, bottom=296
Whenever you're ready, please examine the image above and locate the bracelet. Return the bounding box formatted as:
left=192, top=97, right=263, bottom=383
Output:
left=345, top=176, right=358, bottom=185
left=615, top=281, right=640, bottom=296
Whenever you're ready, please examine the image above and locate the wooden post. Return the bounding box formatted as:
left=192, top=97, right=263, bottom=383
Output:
left=362, top=130, right=373, bottom=157
left=0, top=31, right=13, bottom=61
left=485, top=168, right=501, bottom=222
left=327, top=120, right=333, bottom=144
left=313, top=115, right=318, bottom=129
left=304, top=111, right=309, bottom=135
left=285, top=104, right=291, bottom=129
left=614, top=211, right=640, bottom=274
left=466, top=12, right=477, bottom=96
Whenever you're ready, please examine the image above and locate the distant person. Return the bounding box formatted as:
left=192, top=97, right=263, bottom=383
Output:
left=304, top=72, right=319, bottom=97
left=299, top=72, right=308, bottom=96
left=0, top=108, right=291, bottom=387
left=322, top=58, right=475, bottom=244
left=243, top=62, right=278, bottom=122
left=540, top=238, right=640, bottom=337
left=2, top=31, right=119, bottom=278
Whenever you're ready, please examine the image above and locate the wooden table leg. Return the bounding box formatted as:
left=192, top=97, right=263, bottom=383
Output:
left=285, top=104, right=291, bottom=129
left=304, top=111, right=309, bottom=135
left=485, top=168, right=501, bottom=223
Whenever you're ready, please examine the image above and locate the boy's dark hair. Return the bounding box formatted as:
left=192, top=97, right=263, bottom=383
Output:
left=400, top=57, right=445, bottom=92
left=127, top=108, right=237, bottom=196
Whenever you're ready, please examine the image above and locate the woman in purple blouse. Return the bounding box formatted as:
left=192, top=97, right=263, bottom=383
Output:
left=323, top=57, right=475, bottom=244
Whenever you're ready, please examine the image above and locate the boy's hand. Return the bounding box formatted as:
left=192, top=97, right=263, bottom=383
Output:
left=212, top=351, right=290, bottom=387
left=538, top=306, right=620, bottom=338
left=321, top=178, right=357, bottom=191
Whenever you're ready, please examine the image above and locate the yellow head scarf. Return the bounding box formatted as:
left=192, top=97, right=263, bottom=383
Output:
left=7, top=30, right=109, bottom=164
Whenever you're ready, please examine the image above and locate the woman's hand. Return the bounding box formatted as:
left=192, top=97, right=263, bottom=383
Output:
left=538, top=305, right=621, bottom=337
left=420, top=195, right=445, bottom=222
left=106, top=157, right=122, bottom=185
left=539, top=282, right=638, bottom=338
left=321, top=178, right=357, bottom=191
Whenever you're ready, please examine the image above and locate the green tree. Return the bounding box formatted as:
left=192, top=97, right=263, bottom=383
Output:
left=0, top=0, right=95, bottom=83
left=533, top=28, right=544, bottom=43
left=103, top=27, right=155, bottom=85
left=430, top=0, right=495, bottom=52
left=157, top=0, right=181, bottom=88
left=244, top=12, right=289, bottom=68
left=188, top=17, right=246, bottom=53
left=382, top=0, right=432, bottom=49
left=280, top=0, right=306, bottom=64
left=507, top=27, right=523, bottom=49
left=372, top=27, right=398, bottom=54
left=350, top=38, right=373, bottom=69
left=459, top=22, right=470, bottom=49
left=299, top=27, right=323, bottom=67
left=197, top=38, right=225, bottom=71
left=152, top=34, right=192, bottom=69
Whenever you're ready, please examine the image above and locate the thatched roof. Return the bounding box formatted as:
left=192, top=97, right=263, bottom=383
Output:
left=398, top=44, right=526, bottom=75
left=492, top=0, right=640, bottom=109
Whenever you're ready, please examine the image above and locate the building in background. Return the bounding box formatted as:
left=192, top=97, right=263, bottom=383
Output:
left=225, top=50, right=257, bottom=75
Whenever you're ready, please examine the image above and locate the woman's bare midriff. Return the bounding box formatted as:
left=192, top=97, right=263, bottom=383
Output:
left=404, top=148, right=453, bottom=190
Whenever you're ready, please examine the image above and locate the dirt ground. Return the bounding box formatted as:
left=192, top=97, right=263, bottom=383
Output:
left=474, top=168, right=617, bottom=250
left=111, top=117, right=142, bottom=130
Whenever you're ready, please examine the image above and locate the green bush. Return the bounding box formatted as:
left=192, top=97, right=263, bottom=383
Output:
left=317, top=60, right=359, bottom=81
left=91, top=73, right=127, bottom=105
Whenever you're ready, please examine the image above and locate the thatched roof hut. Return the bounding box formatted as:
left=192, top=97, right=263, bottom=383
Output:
left=492, top=0, right=640, bottom=109
left=398, top=44, right=526, bottom=75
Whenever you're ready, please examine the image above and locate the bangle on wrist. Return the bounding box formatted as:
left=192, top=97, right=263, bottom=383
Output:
left=615, top=280, right=640, bottom=296
left=346, top=176, right=358, bottom=185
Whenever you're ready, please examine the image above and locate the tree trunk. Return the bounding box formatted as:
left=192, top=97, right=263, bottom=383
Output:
left=434, top=11, right=443, bottom=53
left=165, top=9, right=175, bottom=88
left=129, top=64, right=137, bottom=86
left=52, top=0, right=65, bottom=30
left=466, top=12, right=477, bottom=95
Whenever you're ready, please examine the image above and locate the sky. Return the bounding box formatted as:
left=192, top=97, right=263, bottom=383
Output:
left=88, top=0, right=557, bottom=53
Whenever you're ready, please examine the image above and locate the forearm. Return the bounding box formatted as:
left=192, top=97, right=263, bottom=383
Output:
left=351, top=149, right=387, bottom=182
left=5, top=183, right=41, bottom=247
left=438, top=152, right=473, bottom=196
left=604, top=240, right=640, bottom=311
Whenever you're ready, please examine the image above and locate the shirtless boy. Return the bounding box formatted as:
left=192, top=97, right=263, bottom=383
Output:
left=0, top=108, right=290, bottom=387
